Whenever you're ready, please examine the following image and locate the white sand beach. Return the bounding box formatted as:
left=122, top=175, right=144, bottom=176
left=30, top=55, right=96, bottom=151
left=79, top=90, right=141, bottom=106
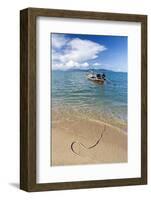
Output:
left=51, top=118, right=127, bottom=166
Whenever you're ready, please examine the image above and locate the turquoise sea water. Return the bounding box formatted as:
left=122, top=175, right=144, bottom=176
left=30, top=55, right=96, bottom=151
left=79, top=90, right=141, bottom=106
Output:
left=52, top=70, right=127, bottom=130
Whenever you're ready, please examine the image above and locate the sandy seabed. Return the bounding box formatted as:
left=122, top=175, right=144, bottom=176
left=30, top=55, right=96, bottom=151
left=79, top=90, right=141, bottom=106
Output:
left=51, top=117, right=127, bottom=166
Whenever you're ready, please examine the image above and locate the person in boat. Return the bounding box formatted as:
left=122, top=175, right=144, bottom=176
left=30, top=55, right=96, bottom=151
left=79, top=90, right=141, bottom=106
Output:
left=102, top=73, right=106, bottom=80
left=96, top=74, right=101, bottom=79
left=96, top=73, right=106, bottom=80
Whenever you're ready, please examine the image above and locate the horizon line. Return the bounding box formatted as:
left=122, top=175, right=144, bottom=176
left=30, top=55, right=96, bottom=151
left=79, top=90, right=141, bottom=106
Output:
left=52, top=68, right=128, bottom=73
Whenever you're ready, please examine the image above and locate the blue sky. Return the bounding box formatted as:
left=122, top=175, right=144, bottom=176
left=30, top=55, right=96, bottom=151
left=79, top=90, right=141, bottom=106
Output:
left=51, top=33, right=128, bottom=72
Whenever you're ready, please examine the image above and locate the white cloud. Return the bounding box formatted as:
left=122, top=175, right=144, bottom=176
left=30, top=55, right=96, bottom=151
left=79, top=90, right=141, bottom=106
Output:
left=66, top=61, right=89, bottom=68
left=81, top=62, right=89, bottom=67
left=52, top=34, right=106, bottom=70
left=66, top=60, right=79, bottom=68
left=52, top=34, right=68, bottom=49
left=93, top=62, right=101, bottom=66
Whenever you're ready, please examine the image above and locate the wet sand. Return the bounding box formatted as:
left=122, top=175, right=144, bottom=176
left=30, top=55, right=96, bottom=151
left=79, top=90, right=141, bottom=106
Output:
left=51, top=118, right=127, bottom=166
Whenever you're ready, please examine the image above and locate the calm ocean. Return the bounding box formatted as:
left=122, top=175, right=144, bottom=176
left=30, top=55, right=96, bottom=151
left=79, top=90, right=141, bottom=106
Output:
left=52, top=70, right=127, bottom=130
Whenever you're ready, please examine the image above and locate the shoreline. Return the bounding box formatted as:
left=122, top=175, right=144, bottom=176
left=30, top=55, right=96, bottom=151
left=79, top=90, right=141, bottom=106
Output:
left=52, top=107, right=127, bottom=132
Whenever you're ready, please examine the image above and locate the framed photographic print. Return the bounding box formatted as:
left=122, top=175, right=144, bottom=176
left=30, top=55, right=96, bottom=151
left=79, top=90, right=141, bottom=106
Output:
left=20, top=8, right=147, bottom=191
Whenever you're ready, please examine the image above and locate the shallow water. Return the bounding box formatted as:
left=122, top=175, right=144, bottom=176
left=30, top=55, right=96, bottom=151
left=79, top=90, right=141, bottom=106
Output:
left=52, top=70, right=127, bottom=131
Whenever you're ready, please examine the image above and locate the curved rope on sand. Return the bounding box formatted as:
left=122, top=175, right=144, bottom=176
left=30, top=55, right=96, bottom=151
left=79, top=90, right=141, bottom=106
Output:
left=71, top=125, right=106, bottom=156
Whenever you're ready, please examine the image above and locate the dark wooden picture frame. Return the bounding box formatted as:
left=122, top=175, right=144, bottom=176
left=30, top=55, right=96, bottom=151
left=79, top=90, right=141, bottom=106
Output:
left=20, top=7, right=147, bottom=192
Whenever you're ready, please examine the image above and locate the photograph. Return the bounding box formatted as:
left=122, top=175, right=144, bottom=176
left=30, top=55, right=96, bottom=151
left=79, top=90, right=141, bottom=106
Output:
left=51, top=33, right=128, bottom=166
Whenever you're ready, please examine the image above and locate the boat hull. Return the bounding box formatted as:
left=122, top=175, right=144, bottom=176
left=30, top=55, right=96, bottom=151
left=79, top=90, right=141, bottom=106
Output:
left=87, top=76, right=105, bottom=84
